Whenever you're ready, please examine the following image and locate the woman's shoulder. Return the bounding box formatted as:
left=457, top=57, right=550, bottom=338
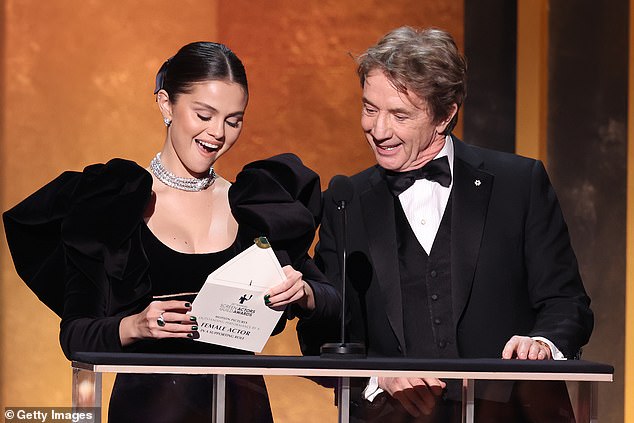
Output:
left=58, top=159, right=153, bottom=268
left=5, top=158, right=151, bottom=219
left=3, top=157, right=153, bottom=317
left=5, top=157, right=153, bottom=262
left=72, top=159, right=153, bottom=215
left=80, top=158, right=151, bottom=189
left=228, top=153, right=321, bottom=266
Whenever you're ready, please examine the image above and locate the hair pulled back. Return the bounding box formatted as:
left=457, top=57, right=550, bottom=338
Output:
left=154, top=42, right=248, bottom=101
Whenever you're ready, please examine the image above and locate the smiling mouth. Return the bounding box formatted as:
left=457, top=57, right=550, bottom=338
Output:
left=196, top=139, right=221, bottom=152
left=377, top=143, right=400, bottom=151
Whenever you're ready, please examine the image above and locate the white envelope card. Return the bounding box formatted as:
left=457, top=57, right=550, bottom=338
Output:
left=191, top=237, right=285, bottom=352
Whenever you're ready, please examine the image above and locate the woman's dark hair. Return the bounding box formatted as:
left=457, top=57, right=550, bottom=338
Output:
left=154, top=42, right=248, bottom=101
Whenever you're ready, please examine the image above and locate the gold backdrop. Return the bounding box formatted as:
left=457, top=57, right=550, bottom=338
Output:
left=0, top=1, right=463, bottom=421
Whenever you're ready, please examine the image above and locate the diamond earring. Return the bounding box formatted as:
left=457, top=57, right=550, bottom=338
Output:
left=163, top=117, right=172, bottom=127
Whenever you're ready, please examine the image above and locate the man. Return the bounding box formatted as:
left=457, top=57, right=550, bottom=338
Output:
left=299, top=27, right=593, bottom=422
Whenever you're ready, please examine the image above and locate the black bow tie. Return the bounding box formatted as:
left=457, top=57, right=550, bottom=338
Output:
left=384, top=156, right=452, bottom=196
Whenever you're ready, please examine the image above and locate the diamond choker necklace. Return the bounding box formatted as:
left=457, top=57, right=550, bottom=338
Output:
left=150, top=153, right=216, bottom=192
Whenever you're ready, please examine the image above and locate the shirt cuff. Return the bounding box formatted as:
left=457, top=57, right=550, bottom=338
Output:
left=363, top=376, right=385, bottom=402
left=532, top=336, right=566, bottom=360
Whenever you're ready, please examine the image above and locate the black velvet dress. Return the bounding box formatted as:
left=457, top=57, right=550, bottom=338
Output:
left=3, top=154, right=341, bottom=423
left=107, top=224, right=273, bottom=422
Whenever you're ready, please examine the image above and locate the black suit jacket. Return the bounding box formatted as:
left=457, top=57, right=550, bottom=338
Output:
left=300, top=137, right=593, bottom=360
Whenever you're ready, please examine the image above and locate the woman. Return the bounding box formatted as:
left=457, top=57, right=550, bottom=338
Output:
left=3, top=42, right=339, bottom=422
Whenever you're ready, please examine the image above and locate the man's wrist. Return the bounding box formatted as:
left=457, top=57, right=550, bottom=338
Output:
left=531, top=336, right=566, bottom=360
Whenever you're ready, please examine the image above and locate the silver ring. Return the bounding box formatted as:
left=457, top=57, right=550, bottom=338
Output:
left=157, top=313, right=166, bottom=327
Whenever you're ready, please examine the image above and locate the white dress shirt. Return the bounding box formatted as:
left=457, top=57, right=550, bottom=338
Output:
left=398, top=136, right=454, bottom=255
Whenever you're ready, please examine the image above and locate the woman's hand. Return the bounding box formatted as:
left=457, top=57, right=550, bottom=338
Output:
left=264, top=265, right=315, bottom=311
left=119, top=300, right=198, bottom=346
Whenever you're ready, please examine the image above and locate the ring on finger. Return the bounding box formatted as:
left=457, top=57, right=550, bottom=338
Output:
left=157, top=312, right=166, bottom=327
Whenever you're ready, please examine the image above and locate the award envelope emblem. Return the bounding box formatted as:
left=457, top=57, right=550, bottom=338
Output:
left=191, top=237, right=285, bottom=352
left=239, top=294, right=253, bottom=304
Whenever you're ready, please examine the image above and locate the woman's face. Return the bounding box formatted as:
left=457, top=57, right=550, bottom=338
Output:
left=158, top=80, right=248, bottom=178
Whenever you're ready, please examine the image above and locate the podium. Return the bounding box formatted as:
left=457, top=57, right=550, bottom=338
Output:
left=71, top=353, right=612, bottom=423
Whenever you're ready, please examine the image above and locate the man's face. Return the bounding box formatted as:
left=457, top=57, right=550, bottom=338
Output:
left=361, top=70, right=448, bottom=172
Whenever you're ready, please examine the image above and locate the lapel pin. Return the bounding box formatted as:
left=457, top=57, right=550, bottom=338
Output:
left=474, top=179, right=481, bottom=187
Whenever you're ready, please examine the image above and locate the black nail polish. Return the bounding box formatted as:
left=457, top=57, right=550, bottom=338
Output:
left=187, top=333, right=194, bottom=338
left=184, top=302, right=191, bottom=308
left=190, top=316, right=197, bottom=322
left=192, top=326, right=198, bottom=331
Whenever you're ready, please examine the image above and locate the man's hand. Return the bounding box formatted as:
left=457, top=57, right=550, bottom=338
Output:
left=502, top=335, right=552, bottom=360
left=378, top=377, right=446, bottom=417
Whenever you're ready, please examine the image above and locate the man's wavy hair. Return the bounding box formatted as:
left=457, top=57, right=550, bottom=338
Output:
left=358, top=27, right=467, bottom=135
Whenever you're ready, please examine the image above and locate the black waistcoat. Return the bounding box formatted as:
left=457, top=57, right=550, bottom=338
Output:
left=395, top=195, right=459, bottom=359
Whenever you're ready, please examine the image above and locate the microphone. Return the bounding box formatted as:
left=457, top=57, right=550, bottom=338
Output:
left=330, top=174, right=354, bottom=208
left=321, top=175, right=366, bottom=358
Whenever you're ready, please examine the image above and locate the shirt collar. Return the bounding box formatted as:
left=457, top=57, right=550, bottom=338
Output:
left=433, top=135, right=454, bottom=176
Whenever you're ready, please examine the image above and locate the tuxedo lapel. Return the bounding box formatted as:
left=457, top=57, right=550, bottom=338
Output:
left=359, top=168, right=406, bottom=352
left=451, top=139, right=494, bottom=327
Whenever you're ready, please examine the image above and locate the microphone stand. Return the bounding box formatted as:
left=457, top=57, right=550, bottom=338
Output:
left=321, top=197, right=366, bottom=358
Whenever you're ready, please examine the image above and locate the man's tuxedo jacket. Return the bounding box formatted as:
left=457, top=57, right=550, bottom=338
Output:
left=300, top=137, right=593, bottom=360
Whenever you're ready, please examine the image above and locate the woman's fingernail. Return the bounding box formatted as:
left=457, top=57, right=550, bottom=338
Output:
left=187, top=333, right=194, bottom=338
left=184, top=302, right=191, bottom=308
left=192, top=326, right=198, bottom=331
left=190, top=316, right=197, bottom=322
